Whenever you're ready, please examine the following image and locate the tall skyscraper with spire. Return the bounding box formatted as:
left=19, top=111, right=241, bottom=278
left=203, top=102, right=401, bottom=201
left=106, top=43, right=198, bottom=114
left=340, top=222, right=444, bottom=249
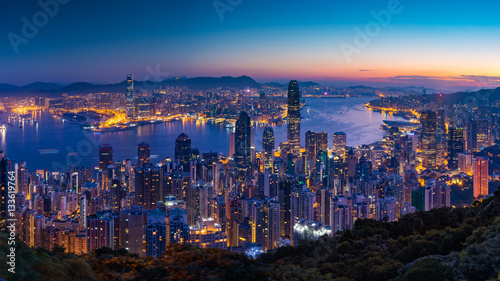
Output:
left=287, top=80, right=301, bottom=155
left=126, top=74, right=134, bottom=118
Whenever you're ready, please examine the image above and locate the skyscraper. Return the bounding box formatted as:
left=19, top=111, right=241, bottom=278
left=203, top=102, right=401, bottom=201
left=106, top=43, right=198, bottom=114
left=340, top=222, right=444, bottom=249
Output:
left=473, top=157, right=489, bottom=198
left=138, top=142, right=151, bottom=166
left=448, top=127, right=464, bottom=169
left=466, top=118, right=490, bottom=152
left=467, top=119, right=477, bottom=153
left=99, top=144, right=113, bottom=170
left=287, top=80, right=301, bottom=155
left=229, top=132, right=235, bottom=159
left=235, top=111, right=251, bottom=178
left=135, top=164, right=162, bottom=210
left=136, top=95, right=151, bottom=119
left=436, top=100, right=447, bottom=167
left=305, top=131, right=317, bottom=161
left=146, top=222, right=167, bottom=257
left=421, top=111, right=437, bottom=169
left=126, top=74, right=134, bottom=118
left=175, top=133, right=191, bottom=169
left=316, top=132, right=328, bottom=153
left=332, top=132, right=347, bottom=160
left=262, top=127, right=275, bottom=171
left=188, top=218, right=227, bottom=250
left=278, top=179, right=292, bottom=237
left=436, top=94, right=446, bottom=146
left=476, top=118, right=491, bottom=149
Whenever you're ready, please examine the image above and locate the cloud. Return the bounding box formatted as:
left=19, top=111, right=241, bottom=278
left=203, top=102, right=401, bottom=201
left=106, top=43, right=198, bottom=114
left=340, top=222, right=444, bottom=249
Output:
left=358, top=69, right=371, bottom=72
left=368, top=75, right=500, bottom=92
left=384, top=75, right=500, bottom=83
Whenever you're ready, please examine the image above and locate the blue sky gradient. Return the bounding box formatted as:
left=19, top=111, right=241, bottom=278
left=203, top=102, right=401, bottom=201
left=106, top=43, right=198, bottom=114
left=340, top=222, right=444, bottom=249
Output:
left=1, top=0, right=500, bottom=91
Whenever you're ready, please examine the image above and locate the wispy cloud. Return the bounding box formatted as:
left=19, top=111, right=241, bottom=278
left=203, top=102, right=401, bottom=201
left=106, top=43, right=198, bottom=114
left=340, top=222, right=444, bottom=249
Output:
left=369, top=75, right=500, bottom=92
left=384, top=75, right=500, bottom=83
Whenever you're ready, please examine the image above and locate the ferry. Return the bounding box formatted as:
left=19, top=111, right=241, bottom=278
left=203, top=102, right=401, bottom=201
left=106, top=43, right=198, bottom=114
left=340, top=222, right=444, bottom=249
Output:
left=38, top=149, right=59, bottom=154
left=382, top=120, right=420, bottom=130
left=225, top=123, right=235, bottom=129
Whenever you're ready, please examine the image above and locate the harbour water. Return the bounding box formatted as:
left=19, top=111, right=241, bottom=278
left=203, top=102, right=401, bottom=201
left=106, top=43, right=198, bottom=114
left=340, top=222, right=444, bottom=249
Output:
left=1, top=97, right=405, bottom=170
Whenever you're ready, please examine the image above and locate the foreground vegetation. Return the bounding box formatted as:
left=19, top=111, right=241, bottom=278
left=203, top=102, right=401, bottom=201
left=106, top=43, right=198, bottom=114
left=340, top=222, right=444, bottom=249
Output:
left=2, top=188, right=500, bottom=280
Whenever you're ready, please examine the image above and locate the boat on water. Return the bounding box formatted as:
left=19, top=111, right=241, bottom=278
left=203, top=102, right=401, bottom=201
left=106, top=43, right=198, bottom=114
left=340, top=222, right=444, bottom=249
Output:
left=0, top=125, right=6, bottom=132
left=382, top=120, right=420, bottom=129
left=38, top=149, right=59, bottom=154
left=225, top=123, right=235, bottom=129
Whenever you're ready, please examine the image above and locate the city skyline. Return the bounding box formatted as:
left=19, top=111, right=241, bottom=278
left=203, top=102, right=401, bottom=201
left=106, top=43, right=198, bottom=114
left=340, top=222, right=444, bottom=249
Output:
left=2, top=2, right=500, bottom=280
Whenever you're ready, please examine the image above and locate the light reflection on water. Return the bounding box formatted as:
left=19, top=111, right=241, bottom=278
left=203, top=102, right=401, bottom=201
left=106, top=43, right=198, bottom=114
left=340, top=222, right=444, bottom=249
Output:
left=1, top=97, right=404, bottom=170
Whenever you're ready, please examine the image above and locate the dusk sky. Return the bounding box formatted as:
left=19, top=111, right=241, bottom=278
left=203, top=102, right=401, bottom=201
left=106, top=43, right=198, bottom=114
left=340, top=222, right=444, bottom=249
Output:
left=2, top=0, right=500, bottom=91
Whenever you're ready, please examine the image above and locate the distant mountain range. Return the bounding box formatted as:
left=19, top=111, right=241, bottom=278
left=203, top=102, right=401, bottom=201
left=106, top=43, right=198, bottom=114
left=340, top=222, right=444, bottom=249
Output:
left=0, top=76, right=262, bottom=97
left=0, top=75, right=462, bottom=98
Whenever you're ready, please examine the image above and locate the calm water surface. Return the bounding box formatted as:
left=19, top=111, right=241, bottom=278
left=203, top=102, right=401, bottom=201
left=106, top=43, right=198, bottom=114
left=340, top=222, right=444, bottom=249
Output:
left=1, top=97, right=404, bottom=170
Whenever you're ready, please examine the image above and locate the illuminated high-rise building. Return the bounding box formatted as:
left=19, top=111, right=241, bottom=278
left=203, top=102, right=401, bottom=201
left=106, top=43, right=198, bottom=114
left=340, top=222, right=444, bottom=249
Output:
left=138, top=142, right=151, bottom=166
left=175, top=133, right=191, bottom=169
left=458, top=153, right=472, bottom=174
left=263, top=199, right=280, bottom=250
left=134, top=164, right=162, bottom=210
left=436, top=94, right=446, bottom=149
left=229, top=132, right=235, bottom=159
left=476, top=118, right=491, bottom=149
left=146, top=222, right=167, bottom=257
left=287, top=80, right=301, bottom=155
left=262, top=127, right=275, bottom=171
left=119, top=208, right=147, bottom=257
left=467, top=118, right=490, bottom=152
left=79, top=195, right=87, bottom=232
left=305, top=131, right=317, bottom=161
left=136, top=95, right=151, bottom=119
left=278, top=178, right=293, bottom=237
left=126, top=74, right=134, bottom=118
left=473, top=157, right=489, bottom=198
left=99, top=144, right=113, bottom=170
left=316, top=132, right=328, bottom=153
left=234, top=111, right=251, bottom=179
left=332, top=132, right=347, bottom=160
left=467, top=119, right=477, bottom=153
left=421, top=111, right=437, bottom=169
left=448, top=127, right=464, bottom=169
left=87, top=214, right=115, bottom=251
left=188, top=218, right=227, bottom=250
